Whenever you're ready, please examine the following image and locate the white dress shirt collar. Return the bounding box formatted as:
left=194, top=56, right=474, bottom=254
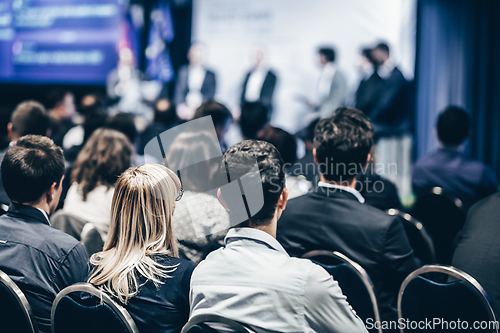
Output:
left=36, top=207, right=51, bottom=225
left=224, top=227, right=289, bottom=256
left=318, top=181, right=365, bottom=203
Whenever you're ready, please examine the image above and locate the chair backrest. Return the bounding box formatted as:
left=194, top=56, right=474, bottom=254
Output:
left=398, top=265, right=498, bottom=333
left=387, top=209, right=436, bottom=264
left=51, top=283, right=139, bottom=333
left=182, top=314, right=257, bottom=333
left=302, top=250, right=382, bottom=333
left=51, top=210, right=88, bottom=241
left=80, top=223, right=104, bottom=255
left=411, top=187, right=466, bottom=264
left=0, top=270, right=39, bottom=333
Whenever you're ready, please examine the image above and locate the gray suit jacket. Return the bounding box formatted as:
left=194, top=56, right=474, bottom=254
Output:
left=174, top=64, right=216, bottom=106
left=318, top=70, right=347, bottom=118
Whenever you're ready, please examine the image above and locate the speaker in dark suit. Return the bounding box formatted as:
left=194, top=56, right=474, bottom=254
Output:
left=240, top=69, right=277, bottom=111
left=173, top=65, right=216, bottom=107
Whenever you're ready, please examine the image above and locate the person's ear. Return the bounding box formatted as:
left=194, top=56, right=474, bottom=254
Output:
left=277, top=188, right=289, bottom=211
left=47, top=182, right=57, bottom=204
left=363, top=153, right=372, bottom=170
left=7, top=123, right=13, bottom=142
left=313, top=148, right=319, bottom=165
left=217, top=188, right=229, bottom=211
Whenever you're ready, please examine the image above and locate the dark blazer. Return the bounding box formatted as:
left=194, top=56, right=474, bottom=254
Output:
left=452, top=193, right=500, bottom=315
left=412, top=148, right=498, bottom=210
left=355, top=72, right=383, bottom=116
left=173, top=64, right=216, bottom=106
left=356, top=172, right=403, bottom=211
left=277, top=186, right=418, bottom=323
left=0, top=203, right=89, bottom=333
left=240, top=69, right=277, bottom=109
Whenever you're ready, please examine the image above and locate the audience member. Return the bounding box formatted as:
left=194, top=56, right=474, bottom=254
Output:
left=355, top=48, right=382, bottom=115
left=87, top=164, right=195, bottom=333
left=452, top=192, right=500, bottom=315
left=174, top=43, right=217, bottom=120
left=240, top=101, right=269, bottom=139
left=166, top=131, right=229, bottom=263
left=189, top=140, right=367, bottom=332
left=193, top=100, right=233, bottom=151
left=0, top=135, right=89, bottom=332
left=46, top=90, right=77, bottom=147
left=53, top=129, right=132, bottom=241
left=412, top=106, right=497, bottom=210
left=240, top=46, right=277, bottom=113
left=288, top=119, right=321, bottom=185
left=0, top=101, right=50, bottom=205
left=277, top=107, right=418, bottom=324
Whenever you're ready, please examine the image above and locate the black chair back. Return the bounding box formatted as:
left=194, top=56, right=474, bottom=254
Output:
left=411, top=187, right=466, bottom=264
left=51, top=283, right=139, bottom=333
left=80, top=223, right=104, bottom=255
left=0, top=270, right=39, bottom=333
left=398, top=265, right=498, bottom=333
left=302, top=250, right=382, bottom=333
left=387, top=209, right=436, bottom=264
left=182, top=314, right=257, bottom=333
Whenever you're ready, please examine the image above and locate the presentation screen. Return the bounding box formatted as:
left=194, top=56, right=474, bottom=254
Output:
left=0, top=0, right=125, bottom=84
left=192, top=0, right=417, bottom=133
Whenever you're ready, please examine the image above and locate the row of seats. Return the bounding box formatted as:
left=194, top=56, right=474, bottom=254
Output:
left=1, top=249, right=497, bottom=333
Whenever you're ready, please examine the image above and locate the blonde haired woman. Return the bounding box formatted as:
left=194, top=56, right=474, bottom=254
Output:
left=87, top=163, right=195, bottom=333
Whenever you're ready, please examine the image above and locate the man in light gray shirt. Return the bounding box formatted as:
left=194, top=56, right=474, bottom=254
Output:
left=189, top=140, right=367, bottom=333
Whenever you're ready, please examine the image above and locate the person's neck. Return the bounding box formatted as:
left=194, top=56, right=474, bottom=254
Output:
left=320, top=174, right=357, bottom=190
left=438, top=142, right=463, bottom=152
left=18, top=200, right=50, bottom=216
left=251, top=216, right=278, bottom=239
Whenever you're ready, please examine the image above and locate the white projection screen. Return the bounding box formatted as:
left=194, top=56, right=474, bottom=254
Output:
left=192, top=0, right=416, bottom=134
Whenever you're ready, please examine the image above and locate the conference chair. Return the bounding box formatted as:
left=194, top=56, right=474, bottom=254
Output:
left=411, top=187, right=466, bottom=264
left=51, top=210, right=89, bottom=241
left=386, top=209, right=436, bottom=264
left=182, top=314, right=257, bottom=333
left=80, top=223, right=104, bottom=255
left=398, top=265, right=497, bottom=333
left=302, top=250, right=382, bottom=333
left=0, top=269, right=39, bottom=333
left=51, top=283, right=139, bottom=333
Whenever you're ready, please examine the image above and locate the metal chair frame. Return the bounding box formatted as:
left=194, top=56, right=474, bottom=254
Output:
left=302, top=250, right=382, bottom=333
left=398, top=264, right=498, bottom=333
left=0, top=269, right=39, bottom=333
left=51, top=283, right=139, bottom=333
left=181, top=314, right=257, bottom=333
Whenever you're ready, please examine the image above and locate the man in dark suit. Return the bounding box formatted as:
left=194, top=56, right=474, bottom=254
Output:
left=0, top=135, right=89, bottom=332
left=452, top=192, right=500, bottom=315
left=277, top=107, right=418, bottom=324
left=174, top=43, right=217, bottom=120
left=240, top=47, right=277, bottom=113
left=412, top=106, right=497, bottom=210
left=355, top=48, right=383, bottom=116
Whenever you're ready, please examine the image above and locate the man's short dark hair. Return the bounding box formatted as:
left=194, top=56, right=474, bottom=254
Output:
left=437, top=106, right=470, bottom=146
left=374, top=42, right=390, bottom=55
left=194, top=100, right=233, bottom=129
left=219, top=140, right=285, bottom=227
left=314, top=107, right=374, bottom=183
left=2, top=135, right=65, bottom=203
left=319, top=47, right=336, bottom=63
left=11, top=101, right=50, bottom=137
left=107, top=113, right=137, bottom=144
left=256, top=126, right=297, bottom=165
left=240, top=102, right=268, bottom=139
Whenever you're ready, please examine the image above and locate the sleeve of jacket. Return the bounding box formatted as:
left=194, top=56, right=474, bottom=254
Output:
left=319, top=71, right=347, bottom=118
left=54, top=243, right=90, bottom=291
left=203, top=70, right=217, bottom=101
left=174, top=65, right=188, bottom=106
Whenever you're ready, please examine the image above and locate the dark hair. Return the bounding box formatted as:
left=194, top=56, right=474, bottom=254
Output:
left=306, top=119, right=320, bottom=143
left=72, top=129, right=132, bottom=201
left=240, top=102, right=268, bottom=139
left=1, top=135, right=64, bottom=203
left=319, top=47, right=336, bottom=63
left=194, top=100, right=233, bottom=130
left=361, top=47, right=377, bottom=65
left=220, top=140, right=285, bottom=227
left=314, top=107, right=374, bottom=182
left=10, top=101, right=50, bottom=137
left=108, top=113, right=137, bottom=144
left=256, top=126, right=297, bottom=165
left=437, top=106, right=470, bottom=146
left=83, top=109, right=108, bottom=142
left=374, top=42, right=390, bottom=55
left=154, top=99, right=178, bottom=126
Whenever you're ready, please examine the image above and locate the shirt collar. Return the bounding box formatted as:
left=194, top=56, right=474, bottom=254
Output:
left=35, top=207, right=51, bottom=225
left=224, top=227, right=289, bottom=256
left=318, top=181, right=365, bottom=203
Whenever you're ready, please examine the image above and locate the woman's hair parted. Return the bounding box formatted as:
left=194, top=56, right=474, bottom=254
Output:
left=87, top=163, right=182, bottom=304
left=71, top=128, right=132, bottom=201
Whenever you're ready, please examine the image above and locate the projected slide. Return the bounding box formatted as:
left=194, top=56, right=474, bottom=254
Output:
left=0, top=0, right=124, bottom=84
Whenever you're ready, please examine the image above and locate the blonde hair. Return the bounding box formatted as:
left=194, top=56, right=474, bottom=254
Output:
left=88, top=163, right=182, bottom=304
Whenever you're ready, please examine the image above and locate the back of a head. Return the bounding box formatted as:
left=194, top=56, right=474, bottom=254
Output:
left=1, top=135, right=64, bottom=203
left=240, top=102, right=268, bottom=139
left=193, top=100, right=233, bottom=130
left=89, top=163, right=182, bottom=303
left=108, top=113, right=137, bottom=145
left=220, top=140, right=285, bottom=227
left=319, top=47, right=336, bottom=63
left=437, top=106, right=470, bottom=146
left=374, top=42, right=390, bottom=55
left=314, top=107, right=374, bottom=183
left=256, top=126, right=297, bottom=165
left=72, top=128, right=132, bottom=201
left=361, top=47, right=376, bottom=66
left=10, top=101, right=50, bottom=138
